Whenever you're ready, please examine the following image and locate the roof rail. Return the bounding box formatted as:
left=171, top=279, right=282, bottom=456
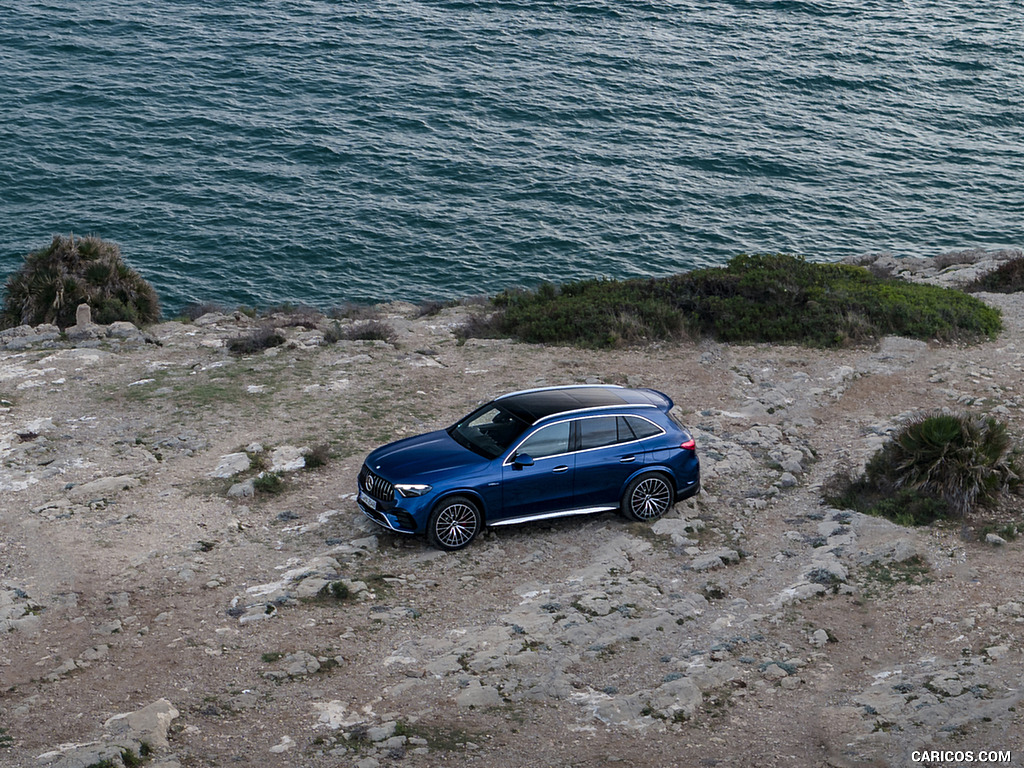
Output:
left=494, top=384, right=624, bottom=400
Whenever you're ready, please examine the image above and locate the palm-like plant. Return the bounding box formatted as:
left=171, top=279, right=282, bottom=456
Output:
left=866, top=412, right=1021, bottom=518
left=2, top=235, right=160, bottom=329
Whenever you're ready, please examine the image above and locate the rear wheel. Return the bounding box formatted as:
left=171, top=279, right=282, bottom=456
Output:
left=427, top=496, right=482, bottom=551
left=622, top=473, right=674, bottom=522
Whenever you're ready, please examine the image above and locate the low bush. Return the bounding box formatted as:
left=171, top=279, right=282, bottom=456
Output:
left=454, top=312, right=503, bottom=343
left=415, top=299, right=451, bottom=317
left=966, top=256, right=1024, bottom=294
left=2, top=235, right=161, bottom=329
left=264, top=304, right=322, bottom=328
left=827, top=411, right=1022, bottom=526
left=253, top=471, right=284, bottom=495
left=227, top=326, right=286, bottom=355
left=339, top=320, right=397, bottom=344
left=483, top=254, right=1001, bottom=348
left=302, top=443, right=331, bottom=469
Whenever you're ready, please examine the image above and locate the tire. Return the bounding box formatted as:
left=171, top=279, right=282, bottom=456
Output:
left=427, top=496, right=482, bottom=551
left=622, top=473, right=674, bottom=522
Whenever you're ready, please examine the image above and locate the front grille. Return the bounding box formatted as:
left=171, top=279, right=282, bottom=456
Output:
left=359, top=464, right=394, bottom=502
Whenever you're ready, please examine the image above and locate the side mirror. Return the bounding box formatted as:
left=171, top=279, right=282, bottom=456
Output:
left=513, top=453, right=534, bottom=468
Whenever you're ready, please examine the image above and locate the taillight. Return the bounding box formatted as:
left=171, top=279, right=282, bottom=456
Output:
left=680, top=438, right=696, bottom=450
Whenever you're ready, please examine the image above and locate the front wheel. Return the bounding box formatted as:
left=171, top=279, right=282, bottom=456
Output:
left=622, top=473, right=674, bottom=522
left=427, top=496, right=482, bottom=551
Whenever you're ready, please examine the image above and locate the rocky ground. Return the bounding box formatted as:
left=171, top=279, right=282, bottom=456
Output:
left=2, top=251, right=1023, bottom=768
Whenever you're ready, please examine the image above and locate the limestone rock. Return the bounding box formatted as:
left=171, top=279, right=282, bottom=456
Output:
left=103, top=698, right=180, bottom=749
left=228, top=478, right=255, bottom=498
left=284, top=651, right=321, bottom=677
left=210, top=452, right=251, bottom=478
left=269, top=445, right=308, bottom=472
left=456, top=680, right=503, bottom=708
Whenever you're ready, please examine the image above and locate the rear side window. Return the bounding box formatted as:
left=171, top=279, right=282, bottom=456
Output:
left=578, top=415, right=657, bottom=450
left=625, top=415, right=663, bottom=439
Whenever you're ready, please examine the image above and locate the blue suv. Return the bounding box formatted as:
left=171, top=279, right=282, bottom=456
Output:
left=357, top=385, right=700, bottom=550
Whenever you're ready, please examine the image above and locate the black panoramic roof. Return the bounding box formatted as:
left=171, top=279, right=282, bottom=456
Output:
left=496, top=386, right=667, bottom=424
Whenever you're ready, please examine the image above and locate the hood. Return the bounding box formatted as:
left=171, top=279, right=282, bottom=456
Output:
left=365, top=429, right=487, bottom=482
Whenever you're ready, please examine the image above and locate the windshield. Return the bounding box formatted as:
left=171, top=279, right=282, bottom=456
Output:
left=448, top=404, right=529, bottom=460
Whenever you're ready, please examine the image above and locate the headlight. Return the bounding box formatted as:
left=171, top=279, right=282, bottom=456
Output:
left=394, top=483, right=433, bottom=498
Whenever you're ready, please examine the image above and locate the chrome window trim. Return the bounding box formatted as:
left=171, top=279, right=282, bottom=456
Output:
left=622, top=413, right=668, bottom=441
left=573, top=413, right=666, bottom=455
left=503, top=412, right=667, bottom=465
left=531, top=402, right=656, bottom=426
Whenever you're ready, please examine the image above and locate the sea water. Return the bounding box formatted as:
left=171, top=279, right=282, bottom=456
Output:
left=2, top=0, right=1022, bottom=313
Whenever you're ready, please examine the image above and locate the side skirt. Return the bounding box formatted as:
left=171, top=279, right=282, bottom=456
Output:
left=488, top=505, right=618, bottom=528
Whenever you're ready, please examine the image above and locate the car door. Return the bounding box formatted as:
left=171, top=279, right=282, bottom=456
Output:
left=497, top=420, right=574, bottom=522
left=572, top=415, right=648, bottom=509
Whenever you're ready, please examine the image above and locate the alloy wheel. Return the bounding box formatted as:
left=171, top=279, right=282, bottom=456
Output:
left=629, top=476, right=672, bottom=520
left=432, top=500, right=480, bottom=549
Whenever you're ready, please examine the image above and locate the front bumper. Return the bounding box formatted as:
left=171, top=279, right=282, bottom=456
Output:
left=357, top=495, right=419, bottom=534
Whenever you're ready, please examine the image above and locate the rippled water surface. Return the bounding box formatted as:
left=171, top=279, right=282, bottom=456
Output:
left=2, top=0, right=1022, bottom=312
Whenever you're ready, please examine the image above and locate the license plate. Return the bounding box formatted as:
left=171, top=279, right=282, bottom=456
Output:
left=358, top=490, right=377, bottom=510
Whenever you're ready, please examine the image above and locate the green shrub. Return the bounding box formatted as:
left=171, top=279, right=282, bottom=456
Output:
left=482, top=254, right=1001, bottom=348
left=829, top=412, right=1022, bottom=524
left=830, top=482, right=951, bottom=527
left=2, top=235, right=161, bottom=329
left=317, top=580, right=352, bottom=601
left=677, top=254, right=1001, bottom=346
left=253, top=472, right=284, bottom=495
left=494, top=279, right=686, bottom=347
left=966, top=256, right=1024, bottom=293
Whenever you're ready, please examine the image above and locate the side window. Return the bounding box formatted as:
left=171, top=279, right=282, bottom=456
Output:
left=626, top=415, right=663, bottom=440
left=515, top=421, right=571, bottom=460
left=578, top=416, right=619, bottom=450
left=617, top=416, right=636, bottom=443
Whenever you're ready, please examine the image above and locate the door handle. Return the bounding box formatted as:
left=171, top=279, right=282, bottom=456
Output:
left=552, top=465, right=569, bottom=473
left=619, top=455, right=636, bottom=463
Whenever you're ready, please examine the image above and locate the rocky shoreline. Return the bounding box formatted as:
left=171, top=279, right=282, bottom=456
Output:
left=2, top=250, right=1023, bottom=767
